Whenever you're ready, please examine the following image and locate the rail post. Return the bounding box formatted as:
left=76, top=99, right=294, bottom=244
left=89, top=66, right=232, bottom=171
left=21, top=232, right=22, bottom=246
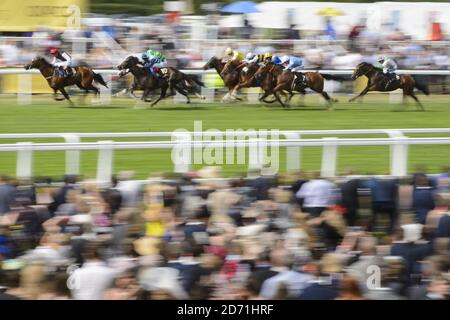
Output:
left=96, top=140, right=114, bottom=185
left=16, top=142, right=33, bottom=179
left=385, top=130, right=408, bottom=177
left=62, top=134, right=81, bottom=176
left=321, top=137, right=338, bottom=177
left=283, top=133, right=301, bottom=171
left=171, top=131, right=192, bottom=173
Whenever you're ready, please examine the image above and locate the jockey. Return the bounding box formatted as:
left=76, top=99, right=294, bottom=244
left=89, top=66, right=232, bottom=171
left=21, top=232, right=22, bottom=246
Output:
left=225, top=48, right=245, bottom=62
left=280, top=55, right=304, bottom=72
left=271, top=55, right=282, bottom=65
left=280, top=55, right=306, bottom=86
left=377, top=55, right=399, bottom=88
left=142, top=49, right=168, bottom=77
left=49, top=48, right=73, bottom=77
left=243, top=52, right=273, bottom=65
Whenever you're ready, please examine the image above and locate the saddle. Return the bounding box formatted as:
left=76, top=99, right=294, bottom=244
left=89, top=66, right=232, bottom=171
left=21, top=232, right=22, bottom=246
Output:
left=383, top=73, right=400, bottom=89
left=54, top=67, right=75, bottom=79
left=292, top=72, right=306, bottom=89
left=156, top=67, right=169, bottom=79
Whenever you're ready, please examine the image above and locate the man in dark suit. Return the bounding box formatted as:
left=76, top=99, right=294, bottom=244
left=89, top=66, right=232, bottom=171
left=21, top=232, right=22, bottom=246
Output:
left=340, top=176, right=360, bottom=226
left=48, top=175, right=77, bottom=215
left=368, top=177, right=399, bottom=233
left=0, top=176, right=15, bottom=215
left=437, top=212, right=450, bottom=238
left=165, top=241, right=209, bottom=295
left=413, top=175, right=435, bottom=224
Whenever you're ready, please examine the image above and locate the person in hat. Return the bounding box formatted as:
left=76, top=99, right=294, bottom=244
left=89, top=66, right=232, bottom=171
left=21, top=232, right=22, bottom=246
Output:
left=48, top=48, right=73, bottom=78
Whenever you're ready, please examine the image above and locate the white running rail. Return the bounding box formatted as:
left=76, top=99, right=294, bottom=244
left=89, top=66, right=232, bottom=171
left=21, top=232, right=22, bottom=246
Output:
left=1, top=129, right=450, bottom=183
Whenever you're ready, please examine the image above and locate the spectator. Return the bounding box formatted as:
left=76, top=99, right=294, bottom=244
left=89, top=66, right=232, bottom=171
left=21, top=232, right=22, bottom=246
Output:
left=368, top=177, right=398, bottom=234
left=69, top=242, right=117, bottom=300
left=296, top=172, right=338, bottom=217
left=335, top=273, right=366, bottom=300
left=0, top=176, right=15, bottom=215
left=412, top=175, right=435, bottom=224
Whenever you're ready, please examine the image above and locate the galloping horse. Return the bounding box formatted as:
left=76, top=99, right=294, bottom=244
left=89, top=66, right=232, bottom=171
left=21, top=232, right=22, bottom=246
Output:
left=254, top=62, right=343, bottom=109
left=24, top=56, right=108, bottom=106
left=203, top=56, right=242, bottom=102
left=350, top=62, right=429, bottom=110
left=117, top=56, right=203, bottom=106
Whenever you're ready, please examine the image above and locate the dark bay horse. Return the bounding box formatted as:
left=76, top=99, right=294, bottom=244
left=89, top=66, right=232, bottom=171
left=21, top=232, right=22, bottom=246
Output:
left=117, top=56, right=203, bottom=106
left=24, top=56, right=108, bottom=106
left=350, top=62, right=429, bottom=110
left=203, top=56, right=243, bottom=102
left=254, top=62, right=343, bottom=109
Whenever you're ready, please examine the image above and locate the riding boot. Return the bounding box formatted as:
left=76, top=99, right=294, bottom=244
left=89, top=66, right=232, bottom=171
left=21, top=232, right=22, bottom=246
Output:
left=385, top=75, right=394, bottom=90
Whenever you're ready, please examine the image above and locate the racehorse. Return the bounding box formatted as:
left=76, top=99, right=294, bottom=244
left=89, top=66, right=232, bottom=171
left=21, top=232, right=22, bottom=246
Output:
left=203, top=56, right=243, bottom=102
left=117, top=56, right=204, bottom=106
left=24, top=56, right=108, bottom=106
left=254, top=62, right=343, bottom=109
left=350, top=62, right=429, bottom=110
left=229, top=62, right=287, bottom=103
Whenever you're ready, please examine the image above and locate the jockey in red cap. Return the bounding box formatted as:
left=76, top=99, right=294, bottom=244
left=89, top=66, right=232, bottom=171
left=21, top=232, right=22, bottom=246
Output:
left=49, top=48, right=73, bottom=78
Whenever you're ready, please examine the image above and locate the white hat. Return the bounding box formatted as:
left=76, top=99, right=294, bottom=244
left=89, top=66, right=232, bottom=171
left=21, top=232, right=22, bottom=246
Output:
left=401, top=224, right=423, bottom=242
left=225, top=47, right=233, bottom=55
left=246, top=52, right=254, bottom=60
left=280, top=55, right=290, bottom=64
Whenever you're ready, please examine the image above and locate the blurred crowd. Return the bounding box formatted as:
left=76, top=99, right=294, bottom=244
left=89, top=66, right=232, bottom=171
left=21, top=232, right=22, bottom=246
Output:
left=0, top=15, right=449, bottom=71
left=1, top=164, right=450, bottom=300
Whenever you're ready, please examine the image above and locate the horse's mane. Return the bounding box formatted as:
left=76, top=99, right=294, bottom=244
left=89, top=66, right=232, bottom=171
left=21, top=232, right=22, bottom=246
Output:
left=359, top=61, right=382, bottom=72
left=36, top=55, right=52, bottom=65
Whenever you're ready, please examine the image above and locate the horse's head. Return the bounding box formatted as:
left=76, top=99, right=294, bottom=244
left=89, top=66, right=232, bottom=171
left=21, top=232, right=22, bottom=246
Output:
left=117, top=56, right=140, bottom=70
left=203, top=56, right=219, bottom=70
left=254, top=61, right=272, bottom=79
left=351, top=62, right=372, bottom=80
left=24, top=56, right=46, bottom=70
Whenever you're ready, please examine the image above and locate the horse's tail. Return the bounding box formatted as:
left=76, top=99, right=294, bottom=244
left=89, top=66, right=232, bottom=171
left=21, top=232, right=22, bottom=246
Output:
left=320, top=73, right=345, bottom=82
left=413, top=76, right=429, bottom=95
left=93, top=72, right=108, bottom=88
left=185, top=74, right=206, bottom=87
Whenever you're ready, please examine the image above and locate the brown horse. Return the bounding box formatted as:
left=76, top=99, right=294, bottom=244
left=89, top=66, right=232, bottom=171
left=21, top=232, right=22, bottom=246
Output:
left=203, top=56, right=243, bottom=102
left=350, top=62, right=429, bottom=110
left=24, top=56, right=108, bottom=106
left=254, top=62, right=343, bottom=109
left=230, top=62, right=288, bottom=103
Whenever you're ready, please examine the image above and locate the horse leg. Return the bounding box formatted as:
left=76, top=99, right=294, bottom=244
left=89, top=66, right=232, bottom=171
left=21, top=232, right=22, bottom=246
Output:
left=408, top=92, right=424, bottom=111
left=175, top=84, right=190, bottom=104
left=76, top=84, right=88, bottom=105
left=87, top=84, right=100, bottom=97
left=52, top=89, right=65, bottom=101
left=262, top=91, right=277, bottom=103
left=349, top=86, right=370, bottom=103
left=59, top=88, right=74, bottom=106
left=142, top=88, right=151, bottom=102
left=230, top=84, right=241, bottom=100
left=151, top=86, right=168, bottom=107
left=273, top=90, right=286, bottom=108
left=259, top=89, right=272, bottom=102
left=320, top=91, right=334, bottom=110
